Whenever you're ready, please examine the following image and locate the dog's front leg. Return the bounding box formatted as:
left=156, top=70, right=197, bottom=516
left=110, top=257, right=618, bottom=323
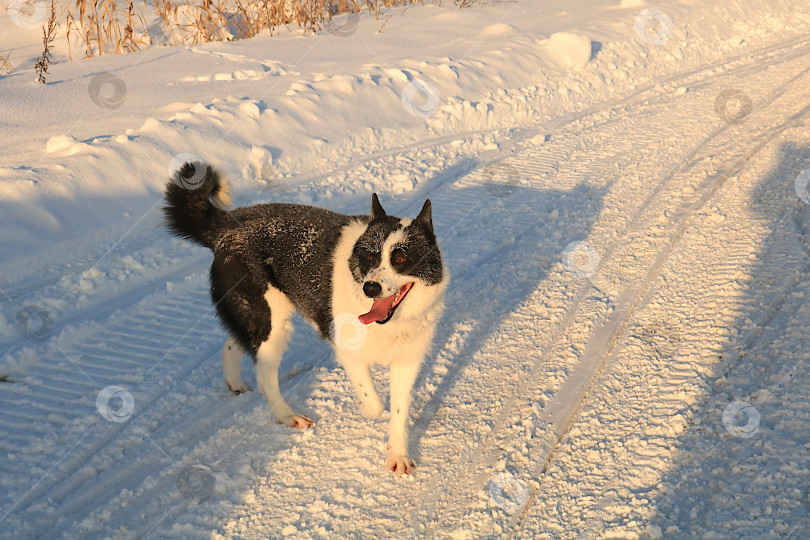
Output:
left=342, top=360, right=384, bottom=419
left=386, top=358, right=421, bottom=474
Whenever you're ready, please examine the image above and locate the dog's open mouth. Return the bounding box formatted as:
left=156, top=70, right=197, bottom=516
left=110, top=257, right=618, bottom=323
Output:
left=358, top=283, right=414, bottom=325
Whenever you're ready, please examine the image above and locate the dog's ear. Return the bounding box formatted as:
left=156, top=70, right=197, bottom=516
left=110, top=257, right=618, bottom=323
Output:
left=370, top=193, right=387, bottom=222
left=414, top=199, right=433, bottom=235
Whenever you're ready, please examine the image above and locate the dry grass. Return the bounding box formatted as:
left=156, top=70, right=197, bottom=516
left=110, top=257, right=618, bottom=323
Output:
left=35, top=0, right=58, bottom=82
left=151, top=0, right=376, bottom=45
left=66, top=0, right=149, bottom=57
left=0, top=51, right=14, bottom=76
left=59, top=0, right=462, bottom=58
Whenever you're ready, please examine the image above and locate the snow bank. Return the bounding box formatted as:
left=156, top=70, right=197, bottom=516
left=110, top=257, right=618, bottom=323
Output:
left=542, top=32, right=593, bottom=71
left=3, top=0, right=805, bottom=273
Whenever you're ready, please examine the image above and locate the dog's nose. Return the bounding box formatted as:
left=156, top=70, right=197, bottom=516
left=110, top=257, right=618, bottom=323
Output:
left=363, top=281, right=382, bottom=298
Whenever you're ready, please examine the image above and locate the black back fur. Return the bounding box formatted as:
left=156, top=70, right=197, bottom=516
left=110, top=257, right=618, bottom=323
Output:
left=164, top=165, right=353, bottom=353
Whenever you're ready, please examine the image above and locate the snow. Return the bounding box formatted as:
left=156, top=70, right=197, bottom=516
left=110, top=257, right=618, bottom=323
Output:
left=542, top=32, right=593, bottom=71
left=2, top=0, right=810, bottom=537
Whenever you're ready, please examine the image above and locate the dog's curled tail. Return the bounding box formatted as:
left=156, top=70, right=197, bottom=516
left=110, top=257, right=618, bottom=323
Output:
left=163, top=160, right=233, bottom=249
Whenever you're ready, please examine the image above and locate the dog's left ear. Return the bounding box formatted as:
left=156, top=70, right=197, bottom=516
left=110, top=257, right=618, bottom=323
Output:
left=370, top=193, right=387, bottom=222
left=414, top=199, right=433, bottom=235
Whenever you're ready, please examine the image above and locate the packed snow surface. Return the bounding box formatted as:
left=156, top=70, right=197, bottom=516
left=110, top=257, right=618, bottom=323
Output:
left=2, top=0, right=810, bottom=538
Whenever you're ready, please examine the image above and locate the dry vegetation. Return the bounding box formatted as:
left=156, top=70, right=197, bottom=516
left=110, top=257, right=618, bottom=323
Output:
left=35, top=0, right=58, bottom=82
left=58, top=0, right=455, bottom=59
left=0, top=51, right=14, bottom=76
left=66, top=0, right=149, bottom=56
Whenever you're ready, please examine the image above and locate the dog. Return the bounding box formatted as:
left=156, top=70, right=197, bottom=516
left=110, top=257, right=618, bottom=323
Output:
left=163, top=160, right=448, bottom=473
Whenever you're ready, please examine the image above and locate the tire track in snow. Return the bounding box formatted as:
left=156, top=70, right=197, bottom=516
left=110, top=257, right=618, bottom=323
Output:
left=0, top=266, right=333, bottom=537
left=518, top=123, right=810, bottom=539
left=0, top=284, right=219, bottom=535
left=511, top=58, right=810, bottom=540
left=409, top=41, right=810, bottom=538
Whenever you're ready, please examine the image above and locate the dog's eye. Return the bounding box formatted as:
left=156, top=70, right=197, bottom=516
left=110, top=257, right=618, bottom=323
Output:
left=366, top=254, right=374, bottom=262
left=395, top=255, right=405, bottom=264
left=392, top=249, right=407, bottom=265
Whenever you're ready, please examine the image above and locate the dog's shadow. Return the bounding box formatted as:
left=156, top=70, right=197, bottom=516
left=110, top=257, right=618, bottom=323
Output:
left=407, top=179, right=608, bottom=463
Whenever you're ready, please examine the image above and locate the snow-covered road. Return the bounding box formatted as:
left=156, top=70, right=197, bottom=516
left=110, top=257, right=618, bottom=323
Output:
left=2, top=1, right=810, bottom=538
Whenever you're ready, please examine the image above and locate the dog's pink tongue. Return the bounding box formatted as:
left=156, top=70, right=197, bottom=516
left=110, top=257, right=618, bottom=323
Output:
left=359, top=296, right=396, bottom=325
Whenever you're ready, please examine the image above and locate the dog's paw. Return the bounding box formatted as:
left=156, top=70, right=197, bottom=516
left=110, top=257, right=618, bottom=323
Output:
left=278, top=414, right=315, bottom=429
left=359, top=399, right=384, bottom=419
left=386, top=453, right=416, bottom=475
left=227, top=382, right=252, bottom=395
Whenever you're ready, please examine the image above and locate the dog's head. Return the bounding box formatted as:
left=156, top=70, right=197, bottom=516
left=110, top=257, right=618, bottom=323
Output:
left=349, top=194, right=446, bottom=325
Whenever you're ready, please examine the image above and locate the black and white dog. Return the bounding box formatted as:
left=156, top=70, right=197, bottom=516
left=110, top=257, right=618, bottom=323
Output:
left=163, top=161, right=447, bottom=473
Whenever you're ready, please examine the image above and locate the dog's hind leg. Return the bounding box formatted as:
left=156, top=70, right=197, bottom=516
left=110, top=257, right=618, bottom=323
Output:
left=255, top=286, right=314, bottom=429
left=223, top=335, right=251, bottom=394
left=255, top=338, right=314, bottom=428
left=211, top=252, right=312, bottom=428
